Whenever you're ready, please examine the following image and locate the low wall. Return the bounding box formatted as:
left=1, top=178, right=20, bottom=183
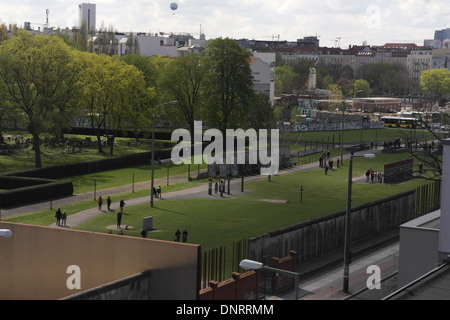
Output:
left=248, top=190, right=416, bottom=266
left=0, top=222, right=200, bottom=300
left=199, top=271, right=260, bottom=300
left=199, top=251, right=297, bottom=300
left=63, top=271, right=152, bottom=300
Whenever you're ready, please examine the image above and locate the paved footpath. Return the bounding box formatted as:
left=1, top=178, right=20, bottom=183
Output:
left=1, top=148, right=381, bottom=230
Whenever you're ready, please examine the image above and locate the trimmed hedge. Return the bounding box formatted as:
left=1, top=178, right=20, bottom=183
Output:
left=0, top=143, right=205, bottom=208
left=3, top=149, right=174, bottom=179
left=0, top=176, right=74, bottom=208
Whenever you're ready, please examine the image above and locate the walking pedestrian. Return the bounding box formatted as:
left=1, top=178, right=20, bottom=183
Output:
left=325, top=165, right=329, bottom=175
left=337, top=158, right=340, bottom=168
left=61, top=210, right=67, bottom=226
left=319, top=156, right=323, bottom=168
left=117, top=212, right=122, bottom=229
left=366, top=169, right=370, bottom=182
left=120, top=199, right=125, bottom=214
left=107, top=196, right=112, bottom=211
left=182, top=229, right=188, bottom=243
left=175, top=229, right=181, bottom=242
left=55, top=208, right=62, bottom=226
left=157, top=186, right=161, bottom=199
left=98, top=196, right=103, bottom=210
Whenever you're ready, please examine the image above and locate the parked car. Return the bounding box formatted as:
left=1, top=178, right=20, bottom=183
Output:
left=430, top=123, right=441, bottom=130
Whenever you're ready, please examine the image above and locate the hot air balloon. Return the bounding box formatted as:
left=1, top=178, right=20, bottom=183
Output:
left=170, top=3, right=178, bottom=14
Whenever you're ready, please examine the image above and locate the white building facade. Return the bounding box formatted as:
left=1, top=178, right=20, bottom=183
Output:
left=79, top=3, right=96, bottom=33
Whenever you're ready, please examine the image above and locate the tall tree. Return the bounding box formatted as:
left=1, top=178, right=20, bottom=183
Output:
left=420, top=69, right=450, bottom=107
left=75, top=52, right=111, bottom=154
left=75, top=52, right=153, bottom=155
left=159, top=53, right=207, bottom=135
left=404, top=68, right=450, bottom=181
left=203, top=37, right=254, bottom=134
left=0, top=30, right=76, bottom=167
left=121, top=54, right=158, bottom=89
left=104, top=58, right=155, bottom=156
left=353, top=79, right=372, bottom=97
left=275, top=65, right=299, bottom=95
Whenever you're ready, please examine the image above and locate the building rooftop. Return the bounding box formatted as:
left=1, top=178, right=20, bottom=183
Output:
left=387, top=263, right=450, bottom=300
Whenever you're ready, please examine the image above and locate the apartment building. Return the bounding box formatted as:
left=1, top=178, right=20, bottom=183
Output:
left=407, top=50, right=433, bottom=79
left=250, top=56, right=275, bottom=105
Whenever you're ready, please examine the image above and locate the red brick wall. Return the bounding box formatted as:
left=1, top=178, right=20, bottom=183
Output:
left=199, top=251, right=297, bottom=300
left=271, top=251, right=297, bottom=294
left=199, top=271, right=259, bottom=300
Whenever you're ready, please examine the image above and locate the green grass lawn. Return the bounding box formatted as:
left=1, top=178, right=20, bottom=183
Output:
left=0, top=131, right=174, bottom=174
left=67, top=161, right=208, bottom=194
left=3, top=145, right=430, bottom=276
left=74, top=151, right=427, bottom=251
left=284, top=128, right=439, bottom=145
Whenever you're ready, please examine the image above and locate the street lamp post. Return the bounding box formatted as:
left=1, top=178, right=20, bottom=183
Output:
left=0, top=229, right=12, bottom=238
left=151, top=100, right=179, bottom=207
left=340, top=90, right=364, bottom=166
left=240, top=259, right=300, bottom=300
left=340, top=100, right=346, bottom=165
left=343, top=152, right=375, bottom=293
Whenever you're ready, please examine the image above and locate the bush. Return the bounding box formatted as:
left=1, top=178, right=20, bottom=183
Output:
left=0, top=177, right=73, bottom=208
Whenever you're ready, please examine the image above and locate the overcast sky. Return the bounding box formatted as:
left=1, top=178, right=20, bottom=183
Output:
left=1, top=0, right=449, bottom=48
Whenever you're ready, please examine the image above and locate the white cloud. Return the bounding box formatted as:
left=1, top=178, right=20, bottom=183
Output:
left=0, top=0, right=447, bottom=46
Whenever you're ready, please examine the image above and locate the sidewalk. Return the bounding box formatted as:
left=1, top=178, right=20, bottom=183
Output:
left=267, top=238, right=399, bottom=300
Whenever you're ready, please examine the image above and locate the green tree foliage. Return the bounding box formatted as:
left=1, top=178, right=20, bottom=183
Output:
left=420, top=69, right=450, bottom=106
left=159, top=53, right=207, bottom=135
left=246, top=93, right=273, bottom=131
left=356, top=62, right=415, bottom=97
left=75, top=51, right=153, bottom=155
left=121, top=54, right=158, bottom=89
left=275, top=65, right=298, bottom=96
left=353, top=79, right=372, bottom=97
left=0, top=30, right=78, bottom=167
left=203, top=37, right=255, bottom=134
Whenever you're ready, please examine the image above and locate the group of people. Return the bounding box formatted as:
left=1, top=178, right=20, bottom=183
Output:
left=319, top=152, right=340, bottom=175
left=174, top=229, right=188, bottom=243
left=366, top=168, right=383, bottom=183
left=98, top=195, right=125, bottom=229
left=97, top=196, right=112, bottom=211
left=152, top=186, right=162, bottom=198
left=54, top=208, right=67, bottom=227
left=55, top=196, right=126, bottom=228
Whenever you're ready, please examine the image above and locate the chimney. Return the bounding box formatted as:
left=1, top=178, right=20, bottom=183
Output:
left=439, top=139, right=450, bottom=262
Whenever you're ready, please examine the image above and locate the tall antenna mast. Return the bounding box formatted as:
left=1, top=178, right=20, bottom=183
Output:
left=46, top=9, right=49, bottom=28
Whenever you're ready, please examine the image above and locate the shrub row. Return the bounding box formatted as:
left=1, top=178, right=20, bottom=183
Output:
left=0, top=176, right=74, bottom=208
left=66, top=126, right=174, bottom=140
left=3, top=149, right=174, bottom=180
left=0, top=148, right=176, bottom=208
left=0, top=143, right=205, bottom=208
